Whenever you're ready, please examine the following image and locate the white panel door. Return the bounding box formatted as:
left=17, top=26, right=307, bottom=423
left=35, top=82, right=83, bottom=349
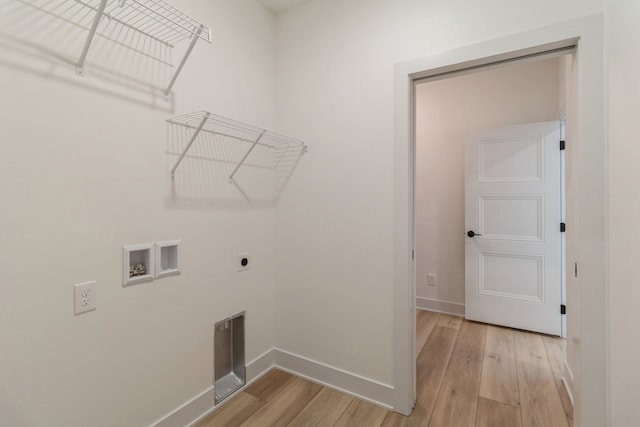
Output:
left=465, top=121, right=562, bottom=335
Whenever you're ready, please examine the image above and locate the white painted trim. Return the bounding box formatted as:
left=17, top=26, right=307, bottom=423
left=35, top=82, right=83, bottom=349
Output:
left=151, top=346, right=395, bottom=426
left=416, top=298, right=465, bottom=316
left=564, top=359, right=575, bottom=383
left=274, top=349, right=394, bottom=410
left=394, top=13, right=607, bottom=422
left=151, top=348, right=276, bottom=427
left=563, top=359, right=575, bottom=408
left=152, top=386, right=215, bottom=427
left=247, top=347, right=276, bottom=381
left=562, top=376, right=575, bottom=408
left=560, top=115, right=567, bottom=339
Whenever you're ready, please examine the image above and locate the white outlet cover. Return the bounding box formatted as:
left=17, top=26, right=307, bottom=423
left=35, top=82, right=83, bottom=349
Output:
left=238, top=253, right=250, bottom=272
left=427, top=274, right=437, bottom=286
left=74, top=281, right=97, bottom=315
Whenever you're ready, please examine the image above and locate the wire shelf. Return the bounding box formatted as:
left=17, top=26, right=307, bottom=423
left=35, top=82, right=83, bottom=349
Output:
left=68, top=0, right=211, bottom=97
left=76, top=0, right=211, bottom=47
left=167, top=111, right=307, bottom=183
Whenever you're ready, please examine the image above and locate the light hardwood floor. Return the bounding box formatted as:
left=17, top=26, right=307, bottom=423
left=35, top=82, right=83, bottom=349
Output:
left=197, top=310, right=573, bottom=427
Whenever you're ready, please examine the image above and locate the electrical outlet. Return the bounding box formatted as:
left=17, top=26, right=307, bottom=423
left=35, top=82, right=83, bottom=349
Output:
left=427, top=274, right=437, bottom=287
left=238, top=253, right=250, bottom=272
left=74, top=281, right=96, bottom=314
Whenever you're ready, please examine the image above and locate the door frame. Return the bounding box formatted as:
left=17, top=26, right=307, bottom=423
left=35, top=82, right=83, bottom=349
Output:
left=392, top=14, right=607, bottom=426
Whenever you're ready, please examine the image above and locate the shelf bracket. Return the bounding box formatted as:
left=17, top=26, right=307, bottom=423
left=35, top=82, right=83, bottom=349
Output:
left=163, top=25, right=204, bottom=101
left=170, top=113, right=210, bottom=178
left=75, top=0, right=108, bottom=76
left=229, top=131, right=266, bottom=182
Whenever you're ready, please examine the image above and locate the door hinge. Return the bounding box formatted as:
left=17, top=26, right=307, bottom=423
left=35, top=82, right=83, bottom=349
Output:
left=560, top=140, right=566, bottom=150
left=561, top=304, right=566, bottom=315
left=412, top=250, right=414, bottom=260
left=560, top=222, right=566, bottom=232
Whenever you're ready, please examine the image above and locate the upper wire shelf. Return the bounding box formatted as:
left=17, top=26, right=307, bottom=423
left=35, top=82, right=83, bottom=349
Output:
left=74, top=0, right=211, bottom=98
left=76, top=0, right=211, bottom=47
left=167, top=111, right=307, bottom=182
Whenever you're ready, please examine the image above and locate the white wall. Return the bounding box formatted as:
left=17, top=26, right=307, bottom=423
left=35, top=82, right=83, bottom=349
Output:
left=606, top=0, right=640, bottom=424
left=274, top=0, right=602, bottom=391
left=415, top=58, right=561, bottom=310
left=0, top=1, right=278, bottom=426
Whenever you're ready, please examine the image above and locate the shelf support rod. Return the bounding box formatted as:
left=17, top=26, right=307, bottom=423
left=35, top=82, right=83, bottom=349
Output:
left=170, top=113, right=209, bottom=178
left=163, top=25, right=204, bottom=101
left=75, top=0, right=108, bottom=76
left=229, top=131, right=265, bottom=182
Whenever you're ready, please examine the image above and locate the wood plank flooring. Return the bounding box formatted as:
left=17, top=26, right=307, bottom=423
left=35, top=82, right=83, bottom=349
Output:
left=197, top=310, right=572, bottom=427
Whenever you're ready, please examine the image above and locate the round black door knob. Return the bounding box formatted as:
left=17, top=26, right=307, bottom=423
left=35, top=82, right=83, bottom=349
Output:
left=467, top=230, right=481, bottom=238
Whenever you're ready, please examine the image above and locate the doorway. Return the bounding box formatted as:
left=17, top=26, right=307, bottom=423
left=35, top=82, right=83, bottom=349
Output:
left=414, top=55, right=568, bottom=336
left=392, top=15, right=607, bottom=424
left=411, top=55, right=572, bottom=425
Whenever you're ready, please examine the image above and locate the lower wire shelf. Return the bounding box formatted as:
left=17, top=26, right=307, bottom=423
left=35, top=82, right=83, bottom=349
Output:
left=167, top=111, right=307, bottom=184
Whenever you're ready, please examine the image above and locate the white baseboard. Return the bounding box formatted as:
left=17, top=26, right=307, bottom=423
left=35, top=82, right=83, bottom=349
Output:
left=151, top=347, right=395, bottom=427
left=247, top=347, right=276, bottom=381
left=152, top=386, right=215, bottom=427
left=151, top=348, right=276, bottom=427
left=562, top=360, right=575, bottom=406
left=416, top=297, right=465, bottom=316
left=274, top=349, right=394, bottom=410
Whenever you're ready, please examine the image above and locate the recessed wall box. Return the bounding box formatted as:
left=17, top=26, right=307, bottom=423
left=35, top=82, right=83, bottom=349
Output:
left=123, top=243, right=154, bottom=286
left=155, top=240, right=180, bottom=279
left=214, top=312, right=246, bottom=404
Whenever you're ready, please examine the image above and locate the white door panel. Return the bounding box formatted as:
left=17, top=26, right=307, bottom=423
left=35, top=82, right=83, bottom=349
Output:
left=480, top=195, right=543, bottom=241
left=479, top=136, right=543, bottom=182
left=479, top=251, right=543, bottom=301
left=465, top=121, right=562, bottom=335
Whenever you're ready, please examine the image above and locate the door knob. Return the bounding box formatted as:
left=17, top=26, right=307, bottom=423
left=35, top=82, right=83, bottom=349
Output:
left=467, top=230, right=482, bottom=238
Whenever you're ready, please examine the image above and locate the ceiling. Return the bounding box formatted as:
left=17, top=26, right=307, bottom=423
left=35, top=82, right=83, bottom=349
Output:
left=257, top=0, right=314, bottom=14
